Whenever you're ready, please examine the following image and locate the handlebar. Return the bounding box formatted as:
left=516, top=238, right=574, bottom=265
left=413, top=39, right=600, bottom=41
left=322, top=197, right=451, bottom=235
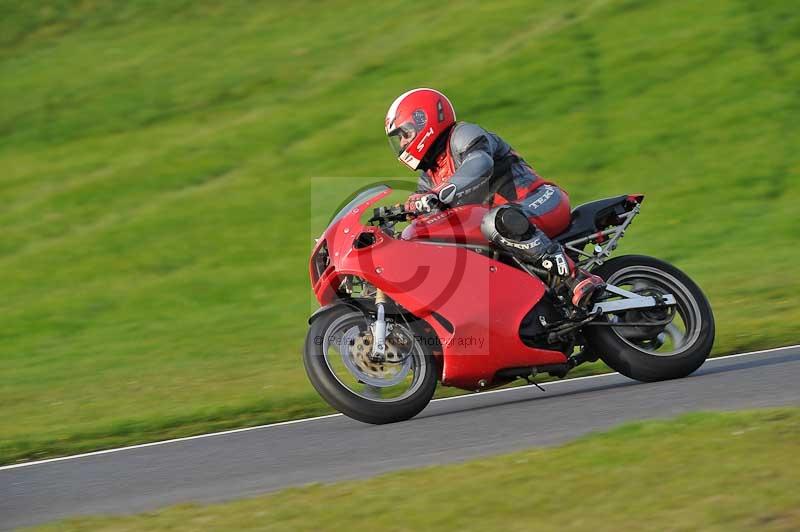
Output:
left=369, top=204, right=413, bottom=224
left=369, top=199, right=445, bottom=225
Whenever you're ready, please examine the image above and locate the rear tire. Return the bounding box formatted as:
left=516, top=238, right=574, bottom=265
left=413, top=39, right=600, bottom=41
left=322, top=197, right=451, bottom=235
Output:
left=584, top=255, right=715, bottom=382
left=304, top=304, right=438, bottom=424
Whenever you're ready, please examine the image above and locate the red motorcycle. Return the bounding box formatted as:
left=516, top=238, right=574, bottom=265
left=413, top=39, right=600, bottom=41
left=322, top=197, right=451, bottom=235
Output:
left=305, top=185, right=715, bottom=424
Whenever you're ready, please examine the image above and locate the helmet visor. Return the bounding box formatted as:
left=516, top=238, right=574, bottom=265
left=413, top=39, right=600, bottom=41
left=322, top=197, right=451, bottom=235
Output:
left=387, top=122, right=418, bottom=156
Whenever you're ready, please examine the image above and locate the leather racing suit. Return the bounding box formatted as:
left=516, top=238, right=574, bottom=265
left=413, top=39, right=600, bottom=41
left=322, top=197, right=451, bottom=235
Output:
left=411, top=121, right=605, bottom=309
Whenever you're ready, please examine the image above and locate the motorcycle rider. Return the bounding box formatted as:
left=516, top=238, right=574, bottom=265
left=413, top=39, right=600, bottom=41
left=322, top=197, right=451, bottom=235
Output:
left=385, top=87, right=605, bottom=311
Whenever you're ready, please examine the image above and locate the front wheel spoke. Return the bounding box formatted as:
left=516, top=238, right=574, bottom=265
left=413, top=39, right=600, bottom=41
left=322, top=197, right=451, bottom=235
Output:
left=323, top=315, right=426, bottom=402
left=331, top=340, right=345, bottom=356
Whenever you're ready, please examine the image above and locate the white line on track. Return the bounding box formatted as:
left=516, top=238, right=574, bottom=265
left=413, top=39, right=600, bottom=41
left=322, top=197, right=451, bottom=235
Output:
left=1, top=344, right=796, bottom=472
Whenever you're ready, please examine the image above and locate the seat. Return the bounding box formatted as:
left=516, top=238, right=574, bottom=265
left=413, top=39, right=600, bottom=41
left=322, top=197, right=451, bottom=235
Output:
left=554, top=195, right=631, bottom=243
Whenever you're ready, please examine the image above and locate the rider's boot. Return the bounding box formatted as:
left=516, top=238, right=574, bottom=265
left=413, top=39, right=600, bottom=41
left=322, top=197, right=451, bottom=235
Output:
left=541, top=244, right=606, bottom=310
left=481, top=205, right=605, bottom=311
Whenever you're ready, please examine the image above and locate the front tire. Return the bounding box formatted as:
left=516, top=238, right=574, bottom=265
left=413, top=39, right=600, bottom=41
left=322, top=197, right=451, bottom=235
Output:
left=584, top=255, right=715, bottom=382
left=304, top=304, right=438, bottom=424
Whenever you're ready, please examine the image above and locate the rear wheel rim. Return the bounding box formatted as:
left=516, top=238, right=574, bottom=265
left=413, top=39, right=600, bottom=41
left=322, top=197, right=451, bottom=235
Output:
left=322, top=312, right=428, bottom=402
left=602, top=266, right=702, bottom=357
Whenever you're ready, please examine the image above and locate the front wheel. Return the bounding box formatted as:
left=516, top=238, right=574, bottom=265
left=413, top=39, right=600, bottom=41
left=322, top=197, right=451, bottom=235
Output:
left=303, top=304, right=438, bottom=424
left=584, top=255, right=715, bottom=382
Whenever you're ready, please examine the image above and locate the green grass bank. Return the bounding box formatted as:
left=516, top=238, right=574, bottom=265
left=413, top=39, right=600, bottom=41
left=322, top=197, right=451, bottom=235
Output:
left=1, top=0, right=799, bottom=464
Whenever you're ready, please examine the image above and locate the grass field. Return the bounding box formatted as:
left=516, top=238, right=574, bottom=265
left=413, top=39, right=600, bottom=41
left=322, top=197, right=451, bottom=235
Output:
left=29, top=408, right=800, bottom=531
left=2, top=0, right=799, bottom=465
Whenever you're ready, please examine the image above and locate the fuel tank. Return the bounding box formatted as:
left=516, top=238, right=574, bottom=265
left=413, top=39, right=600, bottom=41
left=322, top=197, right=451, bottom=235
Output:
left=401, top=205, right=490, bottom=245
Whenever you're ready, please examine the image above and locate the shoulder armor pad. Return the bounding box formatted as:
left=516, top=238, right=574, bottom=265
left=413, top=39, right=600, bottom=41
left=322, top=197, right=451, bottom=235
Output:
left=450, top=122, right=491, bottom=156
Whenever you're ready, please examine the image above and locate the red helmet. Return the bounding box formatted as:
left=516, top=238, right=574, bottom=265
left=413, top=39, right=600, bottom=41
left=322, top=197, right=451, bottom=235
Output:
left=385, top=88, right=456, bottom=170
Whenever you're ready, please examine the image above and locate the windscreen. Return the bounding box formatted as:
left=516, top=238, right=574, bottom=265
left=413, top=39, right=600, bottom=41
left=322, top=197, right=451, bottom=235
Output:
left=326, top=185, right=390, bottom=228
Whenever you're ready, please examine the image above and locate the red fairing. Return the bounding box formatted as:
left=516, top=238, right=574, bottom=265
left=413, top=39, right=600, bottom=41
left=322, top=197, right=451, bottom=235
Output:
left=311, top=189, right=567, bottom=390
left=401, top=192, right=570, bottom=241
left=400, top=205, right=490, bottom=245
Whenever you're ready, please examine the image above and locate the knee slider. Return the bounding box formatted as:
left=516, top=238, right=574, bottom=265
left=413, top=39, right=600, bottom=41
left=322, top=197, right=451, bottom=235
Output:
left=482, top=205, right=536, bottom=241
left=498, top=207, right=531, bottom=239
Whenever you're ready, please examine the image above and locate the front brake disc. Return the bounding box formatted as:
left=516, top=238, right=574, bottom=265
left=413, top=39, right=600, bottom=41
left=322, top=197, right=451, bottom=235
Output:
left=340, top=327, right=412, bottom=387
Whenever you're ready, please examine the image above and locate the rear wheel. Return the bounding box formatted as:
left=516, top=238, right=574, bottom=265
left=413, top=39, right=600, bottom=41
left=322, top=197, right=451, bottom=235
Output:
left=303, top=305, right=438, bottom=424
left=584, top=255, right=715, bottom=382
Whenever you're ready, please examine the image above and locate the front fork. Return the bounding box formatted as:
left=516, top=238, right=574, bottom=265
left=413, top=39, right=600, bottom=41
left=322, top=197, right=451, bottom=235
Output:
left=371, top=289, right=388, bottom=360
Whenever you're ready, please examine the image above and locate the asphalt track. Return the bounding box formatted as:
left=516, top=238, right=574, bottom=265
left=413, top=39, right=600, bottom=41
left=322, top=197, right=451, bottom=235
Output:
left=2, top=345, right=798, bottom=530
